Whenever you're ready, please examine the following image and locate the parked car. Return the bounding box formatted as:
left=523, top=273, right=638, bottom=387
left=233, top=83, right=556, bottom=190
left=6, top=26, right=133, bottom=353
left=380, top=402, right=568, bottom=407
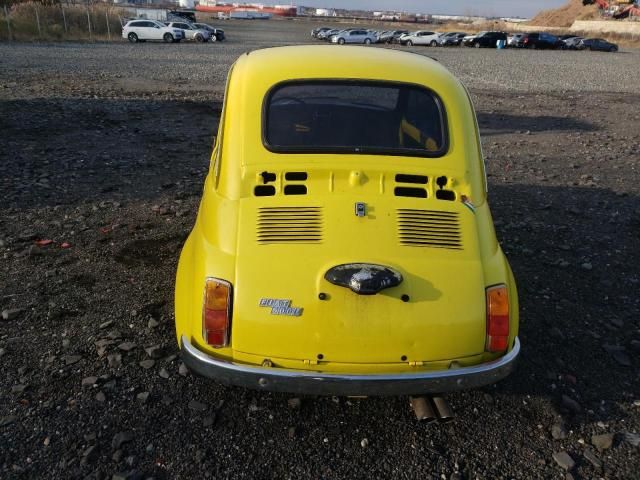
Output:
left=193, top=23, right=226, bottom=42
left=400, top=31, right=442, bottom=46
left=437, top=32, right=467, bottom=46
left=312, top=26, right=331, bottom=38
left=377, top=30, right=390, bottom=43
left=390, top=30, right=409, bottom=43
left=331, top=29, right=377, bottom=45
left=518, top=32, right=563, bottom=49
left=378, top=30, right=409, bottom=44
left=463, top=31, right=507, bottom=48
left=176, top=45, right=520, bottom=401
left=317, top=28, right=340, bottom=40
left=507, top=33, right=525, bottom=47
left=578, top=38, right=618, bottom=52
left=561, top=36, right=584, bottom=50
left=122, top=20, right=185, bottom=43
left=164, top=22, right=210, bottom=42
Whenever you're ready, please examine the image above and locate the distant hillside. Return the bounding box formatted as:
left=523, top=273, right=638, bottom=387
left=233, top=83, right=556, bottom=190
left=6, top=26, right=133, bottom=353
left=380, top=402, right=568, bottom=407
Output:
left=530, top=0, right=599, bottom=27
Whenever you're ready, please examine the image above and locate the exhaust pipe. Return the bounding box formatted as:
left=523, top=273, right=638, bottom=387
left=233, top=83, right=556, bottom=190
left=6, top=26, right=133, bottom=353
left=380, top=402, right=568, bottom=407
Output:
left=410, top=396, right=437, bottom=423
left=432, top=396, right=454, bottom=423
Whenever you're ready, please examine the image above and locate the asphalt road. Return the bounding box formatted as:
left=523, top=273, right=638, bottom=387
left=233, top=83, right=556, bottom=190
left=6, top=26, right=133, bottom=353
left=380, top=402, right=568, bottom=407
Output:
left=1, top=18, right=639, bottom=480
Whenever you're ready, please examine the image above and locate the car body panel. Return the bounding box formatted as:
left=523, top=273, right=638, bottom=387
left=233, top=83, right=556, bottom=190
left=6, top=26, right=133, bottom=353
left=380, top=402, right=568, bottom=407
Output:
left=175, top=46, right=519, bottom=393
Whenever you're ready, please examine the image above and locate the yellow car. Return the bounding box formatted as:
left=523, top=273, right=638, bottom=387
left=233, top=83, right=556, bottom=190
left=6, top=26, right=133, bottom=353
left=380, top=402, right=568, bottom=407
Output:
left=175, top=45, right=520, bottom=397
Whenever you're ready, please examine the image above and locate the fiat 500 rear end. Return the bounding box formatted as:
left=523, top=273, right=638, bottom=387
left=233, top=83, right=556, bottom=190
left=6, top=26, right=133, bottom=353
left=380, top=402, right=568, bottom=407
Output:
left=175, top=45, right=520, bottom=396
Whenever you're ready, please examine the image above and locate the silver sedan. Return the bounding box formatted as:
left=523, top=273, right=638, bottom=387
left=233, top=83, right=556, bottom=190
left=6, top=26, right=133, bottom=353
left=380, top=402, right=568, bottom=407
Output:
left=331, top=29, right=377, bottom=45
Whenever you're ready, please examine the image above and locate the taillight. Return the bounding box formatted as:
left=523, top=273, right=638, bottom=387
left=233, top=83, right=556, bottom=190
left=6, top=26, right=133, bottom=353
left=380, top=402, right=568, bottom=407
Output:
left=486, top=285, right=509, bottom=353
left=203, top=278, right=232, bottom=348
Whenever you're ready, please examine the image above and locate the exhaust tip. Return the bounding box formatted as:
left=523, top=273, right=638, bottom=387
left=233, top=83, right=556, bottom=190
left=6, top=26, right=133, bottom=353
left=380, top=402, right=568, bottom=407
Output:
left=432, top=396, right=455, bottom=423
left=410, top=396, right=437, bottom=423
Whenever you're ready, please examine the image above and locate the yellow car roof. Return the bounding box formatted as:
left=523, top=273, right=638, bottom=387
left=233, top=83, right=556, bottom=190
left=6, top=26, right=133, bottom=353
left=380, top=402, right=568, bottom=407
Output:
left=237, top=45, right=458, bottom=86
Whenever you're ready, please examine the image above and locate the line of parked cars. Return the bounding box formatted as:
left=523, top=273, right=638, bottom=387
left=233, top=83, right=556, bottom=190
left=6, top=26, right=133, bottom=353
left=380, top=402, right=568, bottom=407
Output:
left=504, top=32, right=617, bottom=51
left=310, top=26, right=618, bottom=52
left=122, top=19, right=225, bottom=43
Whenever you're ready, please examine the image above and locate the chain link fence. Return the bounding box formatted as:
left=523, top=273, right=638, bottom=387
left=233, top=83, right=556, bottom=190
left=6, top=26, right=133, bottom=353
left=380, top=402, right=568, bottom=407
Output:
left=0, top=2, right=124, bottom=41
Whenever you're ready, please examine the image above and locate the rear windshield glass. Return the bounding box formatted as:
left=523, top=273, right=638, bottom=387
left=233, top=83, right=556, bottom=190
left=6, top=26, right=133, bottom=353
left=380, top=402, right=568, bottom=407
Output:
left=264, top=81, right=447, bottom=157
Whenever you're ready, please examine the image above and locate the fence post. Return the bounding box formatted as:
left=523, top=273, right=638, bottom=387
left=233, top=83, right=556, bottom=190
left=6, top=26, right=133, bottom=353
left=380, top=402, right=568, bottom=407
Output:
left=61, top=4, right=67, bottom=34
left=105, top=10, right=111, bottom=40
left=35, top=4, right=42, bottom=38
left=86, top=5, right=92, bottom=41
left=3, top=5, right=12, bottom=41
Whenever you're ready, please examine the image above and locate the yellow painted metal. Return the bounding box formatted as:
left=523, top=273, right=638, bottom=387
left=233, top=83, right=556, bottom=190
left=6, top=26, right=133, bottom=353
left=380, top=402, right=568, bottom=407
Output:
left=175, top=45, right=519, bottom=374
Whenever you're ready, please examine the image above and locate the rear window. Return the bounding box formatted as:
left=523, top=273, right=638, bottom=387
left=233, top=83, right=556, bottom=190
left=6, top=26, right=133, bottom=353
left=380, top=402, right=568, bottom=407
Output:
left=263, top=81, right=447, bottom=157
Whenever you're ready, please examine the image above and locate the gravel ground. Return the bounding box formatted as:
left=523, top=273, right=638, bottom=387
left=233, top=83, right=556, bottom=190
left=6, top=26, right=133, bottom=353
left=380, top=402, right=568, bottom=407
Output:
left=1, top=19, right=640, bottom=480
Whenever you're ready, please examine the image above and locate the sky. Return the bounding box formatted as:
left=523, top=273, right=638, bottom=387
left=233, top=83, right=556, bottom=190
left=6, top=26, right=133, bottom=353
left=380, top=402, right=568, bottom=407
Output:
left=298, top=0, right=568, bottom=18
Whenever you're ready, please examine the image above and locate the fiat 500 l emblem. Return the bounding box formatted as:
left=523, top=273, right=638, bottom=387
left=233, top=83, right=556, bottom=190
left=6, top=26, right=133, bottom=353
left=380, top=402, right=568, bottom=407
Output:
left=355, top=202, right=366, bottom=217
left=259, top=298, right=303, bottom=316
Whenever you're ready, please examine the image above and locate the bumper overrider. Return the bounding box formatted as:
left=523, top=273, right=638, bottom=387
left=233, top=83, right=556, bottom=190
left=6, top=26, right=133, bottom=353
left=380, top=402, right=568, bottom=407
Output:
left=180, top=336, right=521, bottom=396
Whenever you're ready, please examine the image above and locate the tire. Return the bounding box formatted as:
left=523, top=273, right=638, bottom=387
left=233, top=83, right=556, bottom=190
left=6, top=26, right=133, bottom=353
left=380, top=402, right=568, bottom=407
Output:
left=210, top=34, right=217, bottom=42
left=195, top=34, right=204, bottom=42
left=474, top=42, right=480, bottom=48
left=338, top=38, right=345, bottom=45
left=430, top=40, right=437, bottom=47
left=609, top=46, right=616, bottom=52
left=127, top=32, right=138, bottom=43
left=364, top=38, right=372, bottom=45
left=163, top=33, right=174, bottom=43
left=407, top=40, right=413, bottom=46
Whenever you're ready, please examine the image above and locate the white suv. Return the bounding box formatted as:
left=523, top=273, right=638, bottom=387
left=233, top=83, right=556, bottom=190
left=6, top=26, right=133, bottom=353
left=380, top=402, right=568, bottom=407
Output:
left=165, top=22, right=211, bottom=42
left=122, top=20, right=184, bottom=43
left=400, top=31, right=442, bottom=47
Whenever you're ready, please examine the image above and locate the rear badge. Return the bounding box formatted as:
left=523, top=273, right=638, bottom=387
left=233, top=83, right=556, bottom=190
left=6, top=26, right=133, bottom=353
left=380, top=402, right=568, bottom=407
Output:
left=259, top=298, right=303, bottom=317
left=355, top=202, right=366, bottom=217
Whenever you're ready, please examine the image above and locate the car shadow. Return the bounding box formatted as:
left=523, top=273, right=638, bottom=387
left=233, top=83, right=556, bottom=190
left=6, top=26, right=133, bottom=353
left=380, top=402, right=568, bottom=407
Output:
left=484, top=182, right=638, bottom=419
left=0, top=97, right=221, bottom=211
left=477, top=112, right=596, bottom=135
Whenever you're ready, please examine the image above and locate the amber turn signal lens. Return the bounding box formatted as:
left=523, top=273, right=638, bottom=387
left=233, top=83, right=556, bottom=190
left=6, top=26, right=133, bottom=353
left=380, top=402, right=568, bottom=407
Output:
left=486, top=285, right=509, bottom=353
left=203, top=278, right=231, bottom=348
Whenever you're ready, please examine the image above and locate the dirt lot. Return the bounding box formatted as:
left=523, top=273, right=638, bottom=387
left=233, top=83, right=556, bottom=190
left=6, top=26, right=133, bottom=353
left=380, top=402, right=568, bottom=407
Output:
left=1, top=19, right=639, bottom=480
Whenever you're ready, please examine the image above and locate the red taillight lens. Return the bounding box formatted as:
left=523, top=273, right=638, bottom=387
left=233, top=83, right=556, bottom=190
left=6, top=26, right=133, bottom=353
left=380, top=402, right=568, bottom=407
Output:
left=486, top=285, right=509, bottom=353
left=203, top=278, right=231, bottom=348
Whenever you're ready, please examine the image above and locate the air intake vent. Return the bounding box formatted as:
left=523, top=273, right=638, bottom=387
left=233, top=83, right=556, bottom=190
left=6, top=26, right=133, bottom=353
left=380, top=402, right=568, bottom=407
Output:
left=397, top=209, right=462, bottom=250
left=257, top=207, right=323, bottom=244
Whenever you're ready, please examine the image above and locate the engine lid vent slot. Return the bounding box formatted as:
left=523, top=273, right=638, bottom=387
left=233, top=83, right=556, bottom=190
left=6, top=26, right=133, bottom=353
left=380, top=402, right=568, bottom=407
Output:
left=257, top=207, right=323, bottom=244
left=436, top=190, right=456, bottom=201
left=395, top=187, right=427, bottom=198
left=284, top=184, right=307, bottom=195
left=395, top=174, right=428, bottom=184
left=255, top=185, right=276, bottom=197
left=397, top=209, right=462, bottom=250
left=285, top=171, right=308, bottom=181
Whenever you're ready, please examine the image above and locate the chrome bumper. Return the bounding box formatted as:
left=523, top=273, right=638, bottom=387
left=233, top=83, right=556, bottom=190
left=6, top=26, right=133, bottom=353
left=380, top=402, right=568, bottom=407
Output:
left=181, top=336, right=520, bottom=396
